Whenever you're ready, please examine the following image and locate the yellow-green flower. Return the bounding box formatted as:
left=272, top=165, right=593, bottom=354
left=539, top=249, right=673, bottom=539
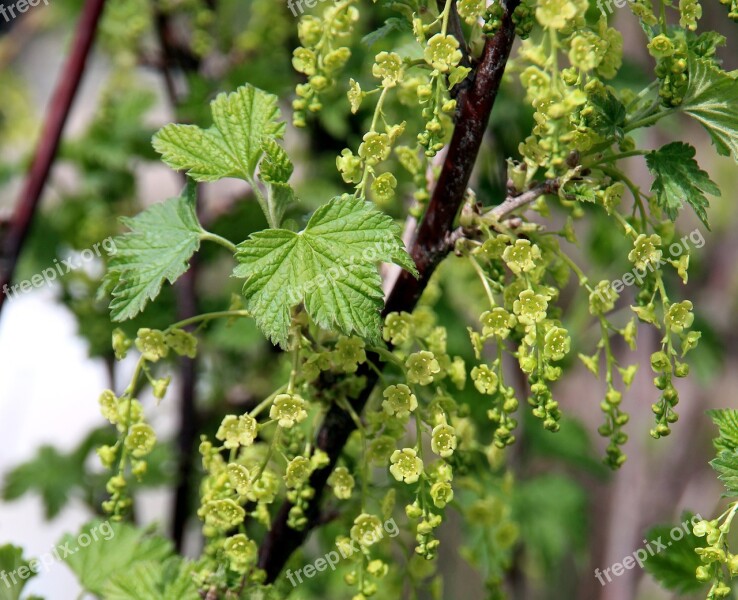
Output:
left=389, top=448, right=423, bottom=484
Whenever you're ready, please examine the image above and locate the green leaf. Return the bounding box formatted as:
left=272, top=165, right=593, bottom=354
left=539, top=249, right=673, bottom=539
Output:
left=233, top=195, right=417, bottom=346
left=588, top=89, right=626, bottom=141
left=103, top=183, right=204, bottom=321
left=643, top=514, right=706, bottom=594
left=61, top=521, right=172, bottom=596
left=361, top=17, right=412, bottom=48
left=152, top=84, right=285, bottom=182
left=0, top=545, right=36, bottom=600
left=645, top=142, right=719, bottom=229
left=260, top=138, right=293, bottom=184
left=3, top=445, right=87, bottom=519
left=709, top=450, right=738, bottom=497
left=103, top=558, right=199, bottom=600
left=682, top=54, right=738, bottom=162
left=707, top=408, right=738, bottom=453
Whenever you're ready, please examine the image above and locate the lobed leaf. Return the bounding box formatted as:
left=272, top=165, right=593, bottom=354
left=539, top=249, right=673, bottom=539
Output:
left=233, top=196, right=417, bottom=347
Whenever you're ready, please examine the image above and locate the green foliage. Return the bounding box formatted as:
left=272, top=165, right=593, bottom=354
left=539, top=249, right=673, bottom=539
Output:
left=103, top=558, right=199, bottom=600
left=682, top=55, right=738, bottom=162
left=708, top=409, right=738, bottom=453
left=646, top=142, right=719, bottom=228
left=60, top=521, right=173, bottom=596
left=103, top=182, right=205, bottom=321
left=153, top=84, right=285, bottom=182
left=233, top=195, right=417, bottom=346
left=0, top=545, right=36, bottom=600
left=643, top=515, right=706, bottom=594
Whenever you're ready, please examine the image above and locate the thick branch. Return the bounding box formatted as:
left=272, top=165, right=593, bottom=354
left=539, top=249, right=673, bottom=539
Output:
left=258, top=0, right=521, bottom=582
left=0, top=0, right=107, bottom=312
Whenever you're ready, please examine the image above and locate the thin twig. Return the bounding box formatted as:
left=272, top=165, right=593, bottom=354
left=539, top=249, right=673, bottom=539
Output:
left=490, top=179, right=559, bottom=219
left=0, top=0, right=107, bottom=312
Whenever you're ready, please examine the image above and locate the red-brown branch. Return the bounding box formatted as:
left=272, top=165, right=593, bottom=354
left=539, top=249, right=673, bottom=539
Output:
left=0, top=0, right=107, bottom=311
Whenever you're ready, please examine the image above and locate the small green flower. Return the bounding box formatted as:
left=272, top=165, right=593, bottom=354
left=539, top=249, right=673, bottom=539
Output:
left=297, top=16, right=322, bottom=46
left=372, top=51, right=404, bottom=87
left=471, top=364, right=498, bottom=395
left=665, top=300, right=694, bottom=333
left=347, top=78, right=363, bottom=114
left=389, top=448, right=424, bottom=484
left=224, top=534, right=257, bottom=572
left=457, top=0, right=486, bottom=24
left=371, top=172, right=397, bottom=205
left=200, top=499, right=246, bottom=530
left=383, top=311, right=413, bottom=345
left=227, top=463, right=251, bottom=495
left=334, top=336, right=366, bottom=373
left=328, top=466, right=355, bottom=500
left=152, top=376, right=171, bottom=401
left=112, top=328, right=131, bottom=360
left=679, top=0, right=702, bottom=30
left=481, top=308, right=517, bottom=339
left=430, top=481, right=454, bottom=508
left=423, top=34, right=462, bottom=72
left=628, top=234, right=662, bottom=270
left=99, top=390, right=119, bottom=424
left=647, top=34, right=675, bottom=58
left=535, top=0, right=577, bottom=30
left=337, top=148, right=362, bottom=183
left=216, top=414, right=258, bottom=449
left=135, top=328, right=169, bottom=362
left=125, top=423, right=156, bottom=458
left=285, top=456, right=312, bottom=489
left=544, top=326, right=571, bottom=361
left=367, top=435, right=396, bottom=465
left=502, top=239, right=542, bottom=274
left=431, top=424, right=457, bottom=458
left=448, top=356, right=467, bottom=390
left=323, top=47, right=351, bottom=73
left=405, top=351, right=441, bottom=385
left=569, top=35, right=599, bottom=71
left=382, top=384, right=418, bottom=418
left=292, top=47, right=316, bottom=75
left=247, top=470, right=279, bottom=503
left=589, top=280, right=618, bottom=315
left=165, top=329, right=197, bottom=358
left=358, top=132, right=391, bottom=165
left=513, top=290, right=548, bottom=325
left=270, top=393, right=309, bottom=428
left=350, top=513, right=384, bottom=547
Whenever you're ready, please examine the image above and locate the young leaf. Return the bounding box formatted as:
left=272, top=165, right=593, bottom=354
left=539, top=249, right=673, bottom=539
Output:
left=152, top=84, right=285, bottom=182
left=707, top=408, right=738, bottom=453
left=0, top=545, right=36, bottom=600
left=103, top=558, right=199, bottom=600
left=645, top=142, right=719, bottom=229
left=104, top=183, right=204, bottom=321
left=682, top=54, right=738, bottom=162
left=643, top=514, right=706, bottom=594
left=233, top=195, right=417, bottom=347
left=709, top=450, right=738, bottom=497
left=61, top=521, right=172, bottom=596
left=588, top=88, right=626, bottom=141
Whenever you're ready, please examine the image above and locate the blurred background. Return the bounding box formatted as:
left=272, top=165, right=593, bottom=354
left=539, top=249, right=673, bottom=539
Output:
left=0, top=1, right=736, bottom=599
